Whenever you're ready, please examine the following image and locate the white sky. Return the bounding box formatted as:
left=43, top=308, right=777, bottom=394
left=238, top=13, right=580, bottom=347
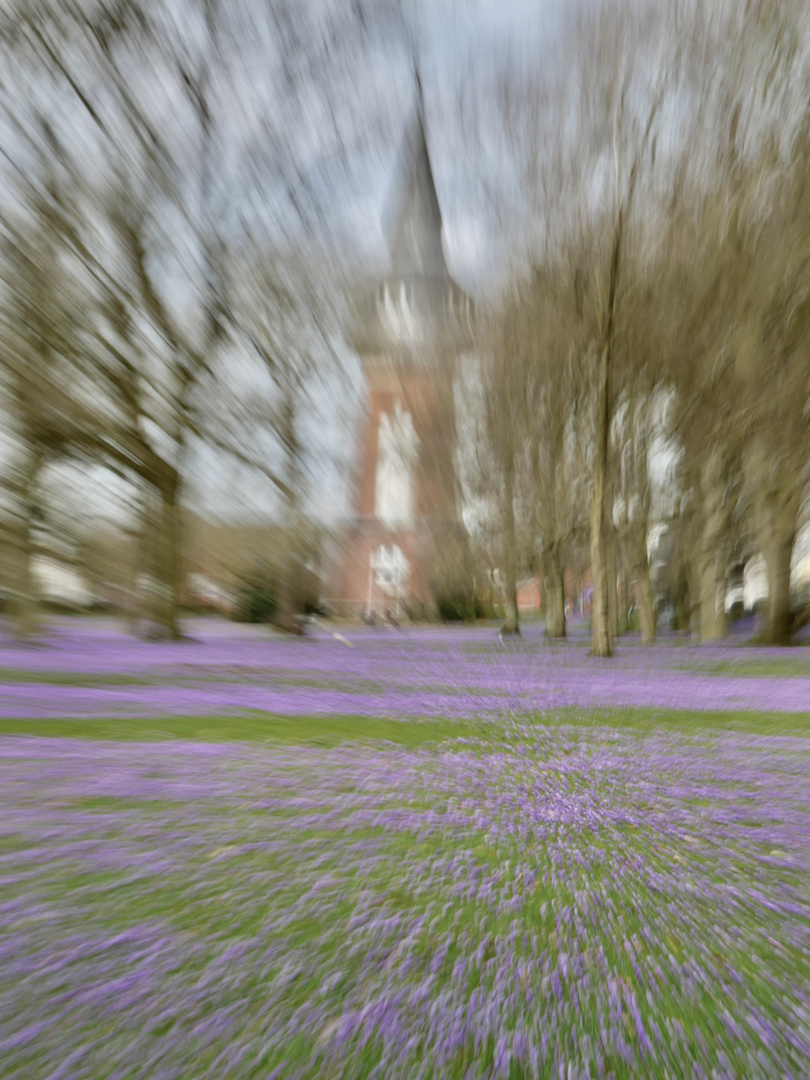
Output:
left=187, top=0, right=583, bottom=523
left=340, top=0, right=584, bottom=281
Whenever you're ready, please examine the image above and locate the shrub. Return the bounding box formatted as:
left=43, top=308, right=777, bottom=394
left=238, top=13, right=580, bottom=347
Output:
left=234, top=573, right=279, bottom=624
left=433, top=586, right=495, bottom=622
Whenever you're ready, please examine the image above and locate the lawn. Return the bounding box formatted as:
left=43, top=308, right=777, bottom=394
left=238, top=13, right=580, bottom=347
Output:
left=1, top=619, right=808, bottom=1078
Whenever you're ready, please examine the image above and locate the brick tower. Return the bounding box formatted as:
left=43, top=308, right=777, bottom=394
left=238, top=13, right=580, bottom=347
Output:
left=339, top=93, right=474, bottom=618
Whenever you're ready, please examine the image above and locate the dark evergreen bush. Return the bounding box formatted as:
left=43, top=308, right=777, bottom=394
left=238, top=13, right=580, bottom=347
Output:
left=235, top=574, right=279, bottom=624
left=433, top=587, right=494, bottom=622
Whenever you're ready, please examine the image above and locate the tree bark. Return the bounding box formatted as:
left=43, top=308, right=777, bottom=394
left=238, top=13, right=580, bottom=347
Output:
left=7, top=519, right=39, bottom=640
left=124, top=488, right=145, bottom=636
left=6, top=447, right=43, bottom=640
left=275, top=517, right=306, bottom=636
left=143, top=470, right=183, bottom=641
left=694, top=455, right=728, bottom=641
left=590, top=346, right=612, bottom=657
left=273, top=390, right=306, bottom=635
left=544, top=553, right=566, bottom=638
left=698, top=563, right=720, bottom=640
left=673, top=571, right=691, bottom=635
left=688, top=568, right=701, bottom=639
left=162, top=471, right=183, bottom=640
left=620, top=559, right=630, bottom=635
left=698, top=556, right=725, bottom=641
left=607, top=527, right=619, bottom=639
left=637, top=564, right=656, bottom=644
left=761, top=529, right=794, bottom=645
left=748, top=436, right=799, bottom=646
left=502, top=457, right=520, bottom=635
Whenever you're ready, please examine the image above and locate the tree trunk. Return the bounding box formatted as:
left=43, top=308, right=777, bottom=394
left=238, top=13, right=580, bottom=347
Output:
left=590, top=346, right=612, bottom=657
left=698, top=558, right=725, bottom=641
left=747, top=435, right=799, bottom=646
left=6, top=447, right=43, bottom=640
left=275, top=520, right=306, bottom=635
left=695, top=456, right=728, bottom=641
left=761, top=529, right=794, bottom=645
left=146, top=471, right=183, bottom=641
left=685, top=560, right=701, bottom=637
left=620, top=559, right=631, bottom=635
left=502, top=458, right=520, bottom=635
left=164, top=471, right=183, bottom=640
left=274, top=391, right=306, bottom=635
left=607, top=528, right=619, bottom=640
left=544, top=554, right=566, bottom=638
left=7, top=519, right=39, bottom=640
left=125, top=496, right=144, bottom=636
left=589, top=132, right=635, bottom=657
left=637, top=564, right=656, bottom=644
left=590, top=493, right=611, bottom=655
left=544, top=583, right=557, bottom=637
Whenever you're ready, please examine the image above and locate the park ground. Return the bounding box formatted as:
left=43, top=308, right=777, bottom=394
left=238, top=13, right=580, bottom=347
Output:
left=1, top=618, right=809, bottom=1078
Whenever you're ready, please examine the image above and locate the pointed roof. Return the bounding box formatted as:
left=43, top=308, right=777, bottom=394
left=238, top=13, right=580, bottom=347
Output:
left=350, top=77, right=474, bottom=362
left=382, top=89, right=450, bottom=283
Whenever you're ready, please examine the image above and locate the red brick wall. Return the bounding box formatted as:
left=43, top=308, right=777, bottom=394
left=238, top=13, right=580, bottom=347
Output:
left=336, top=359, right=457, bottom=616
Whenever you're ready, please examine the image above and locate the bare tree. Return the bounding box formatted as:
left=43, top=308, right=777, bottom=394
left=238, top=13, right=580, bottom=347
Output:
left=474, top=308, right=527, bottom=635
left=483, top=0, right=677, bottom=656
left=1, top=0, right=407, bottom=637
left=499, top=265, right=587, bottom=639
left=224, top=243, right=349, bottom=631
left=661, top=0, right=810, bottom=643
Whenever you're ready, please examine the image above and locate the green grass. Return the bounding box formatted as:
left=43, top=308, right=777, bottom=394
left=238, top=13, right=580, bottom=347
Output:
left=0, top=665, right=387, bottom=693
left=681, top=657, right=810, bottom=677
left=0, top=711, right=485, bottom=745
left=0, top=667, right=152, bottom=686
left=532, top=704, right=810, bottom=738
left=1, top=706, right=808, bottom=743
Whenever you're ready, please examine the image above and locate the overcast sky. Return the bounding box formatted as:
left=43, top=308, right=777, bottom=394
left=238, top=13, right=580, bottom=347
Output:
left=182, top=0, right=586, bottom=524
left=336, top=0, right=584, bottom=289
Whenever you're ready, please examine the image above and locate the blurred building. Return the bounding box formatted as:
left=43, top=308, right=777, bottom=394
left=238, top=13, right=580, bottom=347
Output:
left=338, top=90, right=474, bottom=618
left=516, top=574, right=541, bottom=615
left=32, top=556, right=94, bottom=610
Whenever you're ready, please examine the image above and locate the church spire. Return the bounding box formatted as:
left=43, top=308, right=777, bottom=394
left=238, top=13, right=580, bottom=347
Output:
left=349, top=67, right=473, bottom=362
left=383, top=72, right=450, bottom=283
